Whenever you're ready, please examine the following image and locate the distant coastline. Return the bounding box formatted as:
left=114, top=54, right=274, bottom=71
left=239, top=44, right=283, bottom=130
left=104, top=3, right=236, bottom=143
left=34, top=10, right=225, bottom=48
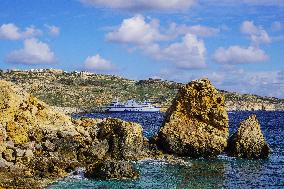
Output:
left=1, top=68, right=284, bottom=113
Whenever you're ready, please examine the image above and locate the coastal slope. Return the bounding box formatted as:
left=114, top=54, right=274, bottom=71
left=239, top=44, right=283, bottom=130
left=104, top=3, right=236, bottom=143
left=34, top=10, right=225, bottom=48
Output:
left=1, top=69, right=284, bottom=113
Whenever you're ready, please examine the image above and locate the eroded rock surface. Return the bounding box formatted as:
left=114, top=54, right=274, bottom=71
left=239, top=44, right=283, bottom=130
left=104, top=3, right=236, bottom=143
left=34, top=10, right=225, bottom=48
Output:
left=0, top=80, right=152, bottom=188
left=85, top=160, right=139, bottom=180
left=157, top=78, right=229, bottom=158
left=227, top=115, right=270, bottom=159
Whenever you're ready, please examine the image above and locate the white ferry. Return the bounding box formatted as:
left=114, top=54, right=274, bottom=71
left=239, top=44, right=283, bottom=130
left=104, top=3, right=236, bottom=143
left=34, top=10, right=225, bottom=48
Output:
left=105, top=99, right=160, bottom=112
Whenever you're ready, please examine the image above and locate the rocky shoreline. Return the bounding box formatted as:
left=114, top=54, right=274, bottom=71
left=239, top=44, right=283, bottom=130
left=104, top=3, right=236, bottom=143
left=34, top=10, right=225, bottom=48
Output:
left=0, top=79, right=271, bottom=188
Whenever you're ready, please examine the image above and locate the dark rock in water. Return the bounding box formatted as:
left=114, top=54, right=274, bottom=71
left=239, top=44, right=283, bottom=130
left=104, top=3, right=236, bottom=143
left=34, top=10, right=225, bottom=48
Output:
left=227, top=115, right=270, bottom=159
left=96, top=118, right=149, bottom=160
left=157, top=78, right=229, bottom=158
left=85, top=160, right=139, bottom=180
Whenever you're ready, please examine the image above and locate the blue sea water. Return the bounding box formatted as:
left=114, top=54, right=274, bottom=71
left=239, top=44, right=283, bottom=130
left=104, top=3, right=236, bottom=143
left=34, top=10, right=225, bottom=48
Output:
left=48, top=111, right=284, bottom=189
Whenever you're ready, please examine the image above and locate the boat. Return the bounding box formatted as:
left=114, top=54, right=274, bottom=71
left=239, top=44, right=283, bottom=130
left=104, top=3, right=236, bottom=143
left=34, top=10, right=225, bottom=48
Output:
left=105, top=99, right=160, bottom=112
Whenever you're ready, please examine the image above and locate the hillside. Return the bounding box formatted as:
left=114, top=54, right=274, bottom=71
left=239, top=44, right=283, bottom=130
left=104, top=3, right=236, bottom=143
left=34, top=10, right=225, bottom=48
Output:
left=1, top=69, right=284, bottom=113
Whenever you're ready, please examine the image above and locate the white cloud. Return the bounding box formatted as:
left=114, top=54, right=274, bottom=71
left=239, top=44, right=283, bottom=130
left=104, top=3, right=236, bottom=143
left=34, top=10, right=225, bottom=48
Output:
left=145, top=34, right=206, bottom=69
left=205, top=0, right=284, bottom=7
left=169, top=23, right=220, bottom=37
left=0, top=23, right=41, bottom=40
left=6, top=38, right=56, bottom=64
left=213, top=45, right=268, bottom=64
left=106, top=15, right=214, bottom=69
left=83, top=54, right=116, bottom=72
left=80, top=0, right=197, bottom=11
left=240, top=21, right=271, bottom=45
left=45, top=25, right=60, bottom=36
left=106, top=15, right=166, bottom=45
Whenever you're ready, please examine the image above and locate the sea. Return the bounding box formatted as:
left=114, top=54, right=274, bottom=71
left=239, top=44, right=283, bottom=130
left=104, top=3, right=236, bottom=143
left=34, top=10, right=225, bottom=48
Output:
left=48, top=111, right=284, bottom=189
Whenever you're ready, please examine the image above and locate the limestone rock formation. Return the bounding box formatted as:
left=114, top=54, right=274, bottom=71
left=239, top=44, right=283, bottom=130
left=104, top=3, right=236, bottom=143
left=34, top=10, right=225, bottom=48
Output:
left=227, top=115, right=270, bottom=159
left=0, top=80, right=84, bottom=187
left=157, top=78, right=229, bottom=158
left=85, top=160, right=139, bottom=180
left=0, top=80, right=153, bottom=187
left=96, top=118, right=149, bottom=160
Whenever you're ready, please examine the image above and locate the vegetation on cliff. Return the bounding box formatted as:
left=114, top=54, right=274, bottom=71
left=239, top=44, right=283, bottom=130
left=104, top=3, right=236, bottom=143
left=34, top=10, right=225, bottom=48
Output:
left=1, top=69, right=284, bottom=112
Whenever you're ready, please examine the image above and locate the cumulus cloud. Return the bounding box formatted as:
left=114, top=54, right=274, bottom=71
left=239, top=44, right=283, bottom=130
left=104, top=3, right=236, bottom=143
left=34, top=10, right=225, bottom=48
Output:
left=145, top=34, right=206, bottom=69
left=0, top=23, right=41, bottom=40
left=240, top=21, right=271, bottom=45
left=83, top=54, right=116, bottom=72
left=106, top=15, right=214, bottom=69
left=106, top=15, right=166, bottom=45
left=213, top=46, right=268, bottom=64
left=106, top=15, right=220, bottom=46
left=45, top=25, right=60, bottom=36
left=80, top=0, right=197, bottom=11
left=169, top=23, right=220, bottom=37
left=6, top=38, right=56, bottom=64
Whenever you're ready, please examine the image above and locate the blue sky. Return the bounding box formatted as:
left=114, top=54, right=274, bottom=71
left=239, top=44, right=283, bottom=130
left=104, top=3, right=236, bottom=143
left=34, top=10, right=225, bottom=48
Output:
left=0, top=0, right=284, bottom=98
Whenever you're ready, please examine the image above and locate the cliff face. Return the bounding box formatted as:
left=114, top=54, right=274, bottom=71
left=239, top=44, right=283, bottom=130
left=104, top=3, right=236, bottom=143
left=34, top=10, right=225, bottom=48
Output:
left=0, top=80, right=154, bottom=188
left=1, top=70, right=284, bottom=112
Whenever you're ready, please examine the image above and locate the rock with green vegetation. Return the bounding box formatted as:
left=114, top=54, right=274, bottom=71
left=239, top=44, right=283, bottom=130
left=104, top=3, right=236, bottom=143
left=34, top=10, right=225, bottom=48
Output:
left=85, top=160, right=139, bottom=180
left=157, top=78, right=229, bottom=158
left=227, top=115, right=270, bottom=159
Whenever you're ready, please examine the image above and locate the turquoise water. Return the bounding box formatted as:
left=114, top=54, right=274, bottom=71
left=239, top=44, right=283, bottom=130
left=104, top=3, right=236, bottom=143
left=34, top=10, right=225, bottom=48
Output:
left=48, top=111, right=284, bottom=189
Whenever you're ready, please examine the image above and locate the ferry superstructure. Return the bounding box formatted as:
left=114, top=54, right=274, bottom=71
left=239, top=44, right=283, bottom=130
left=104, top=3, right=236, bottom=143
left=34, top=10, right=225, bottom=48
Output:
left=105, top=99, right=160, bottom=112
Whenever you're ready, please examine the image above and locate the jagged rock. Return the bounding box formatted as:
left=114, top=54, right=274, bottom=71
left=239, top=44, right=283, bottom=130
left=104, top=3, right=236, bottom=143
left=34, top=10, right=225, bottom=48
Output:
left=0, top=124, right=6, bottom=153
left=0, top=80, right=76, bottom=145
left=16, top=148, right=25, bottom=157
left=0, top=80, right=154, bottom=187
left=3, top=148, right=15, bottom=162
left=0, top=80, right=83, bottom=187
left=43, top=140, right=56, bottom=152
left=73, top=117, right=102, bottom=127
left=85, top=160, right=139, bottom=180
left=227, top=115, right=270, bottom=159
left=96, top=118, right=149, bottom=160
left=88, top=140, right=109, bottom=160
left=157, top=78, right=229, bottom=158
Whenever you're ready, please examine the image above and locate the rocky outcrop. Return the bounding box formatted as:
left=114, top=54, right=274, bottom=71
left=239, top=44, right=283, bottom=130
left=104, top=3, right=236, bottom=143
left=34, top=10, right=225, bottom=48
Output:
left=85, top=160, right=139, bottom=180
left=0, top=80, right=153, bottom=188
left=227, top=115, right=270, bottom=159
left=96, top=118, right=149, bottom=160
left=157, top=78, right=229, bottom=158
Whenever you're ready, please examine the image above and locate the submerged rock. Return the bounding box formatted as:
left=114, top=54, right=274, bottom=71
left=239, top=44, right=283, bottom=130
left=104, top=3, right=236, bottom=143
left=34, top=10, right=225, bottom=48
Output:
left=227, top=115, right=270, bottom=159
left=85, top=160, right=139, bottom=180
left=157, top=78, right=229, bottom=158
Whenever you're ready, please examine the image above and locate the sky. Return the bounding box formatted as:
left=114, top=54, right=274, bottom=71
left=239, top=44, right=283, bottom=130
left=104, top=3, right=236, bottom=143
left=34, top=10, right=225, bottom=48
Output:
left=0, top=0, right=284, bottom=98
